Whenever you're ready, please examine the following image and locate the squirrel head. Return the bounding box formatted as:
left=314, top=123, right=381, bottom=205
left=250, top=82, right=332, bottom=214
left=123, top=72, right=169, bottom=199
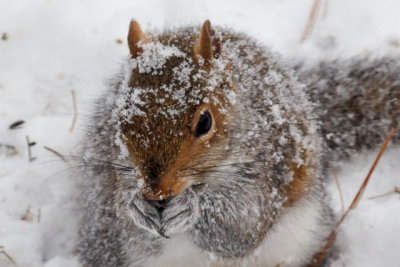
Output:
left=120, top=20, right=236, bottom=200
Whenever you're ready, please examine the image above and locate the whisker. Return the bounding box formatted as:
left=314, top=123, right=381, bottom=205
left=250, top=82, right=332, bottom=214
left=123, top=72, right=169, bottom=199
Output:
left=66, top=155, right=135, bottom=171
left=193, top=161, right=255, bottom=171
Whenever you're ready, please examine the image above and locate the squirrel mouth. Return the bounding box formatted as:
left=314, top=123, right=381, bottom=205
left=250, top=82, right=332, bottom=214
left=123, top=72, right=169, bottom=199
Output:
left=145, top=197, right=173, bottom=214
left=130, top=184, right=202, bottom=238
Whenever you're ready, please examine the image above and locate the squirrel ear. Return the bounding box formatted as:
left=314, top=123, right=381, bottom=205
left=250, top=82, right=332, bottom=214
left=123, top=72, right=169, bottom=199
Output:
left=127, top=20, right=148, bottom=58
left=194, top=20, right=221, bottom=66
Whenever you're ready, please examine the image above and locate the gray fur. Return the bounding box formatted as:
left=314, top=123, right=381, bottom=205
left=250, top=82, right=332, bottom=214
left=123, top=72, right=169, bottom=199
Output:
left=77, top=25, right=399, bottom=266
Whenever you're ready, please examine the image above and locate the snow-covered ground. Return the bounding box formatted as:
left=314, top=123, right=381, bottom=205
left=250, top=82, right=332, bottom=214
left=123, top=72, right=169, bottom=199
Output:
left=0, top=0, right=399, bottom=266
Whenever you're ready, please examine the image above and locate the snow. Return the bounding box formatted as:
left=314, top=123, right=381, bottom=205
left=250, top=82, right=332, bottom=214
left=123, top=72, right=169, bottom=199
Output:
left=327, top=147, right=400, bottom=266
left=0, top=0, right=399, bottom=266
left=131, top=42, right=186, bottom=74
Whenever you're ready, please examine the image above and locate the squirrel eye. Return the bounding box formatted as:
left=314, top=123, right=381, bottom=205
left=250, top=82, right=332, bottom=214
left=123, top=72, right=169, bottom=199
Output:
left=195, top=110, right=212, bottom=137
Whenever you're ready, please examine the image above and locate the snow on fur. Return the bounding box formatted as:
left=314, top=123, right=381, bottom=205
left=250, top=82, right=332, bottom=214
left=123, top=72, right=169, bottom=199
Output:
left=0, top=0, right=399, bottom=266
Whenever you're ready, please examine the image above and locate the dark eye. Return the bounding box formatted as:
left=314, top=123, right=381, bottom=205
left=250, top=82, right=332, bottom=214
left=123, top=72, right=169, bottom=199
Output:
left=195, top=111, right=212, bottom=137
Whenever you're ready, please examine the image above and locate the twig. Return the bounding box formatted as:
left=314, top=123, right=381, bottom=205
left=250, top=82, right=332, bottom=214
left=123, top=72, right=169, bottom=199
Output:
left=25, top=135, right=37, bottom=162
left=333, top=172, right=345, bottom=215
left=0, top=246, right=17, bottom=266
left=309, top=126, right=397, bottom=266
left=1, top=33, right=8, bottom=41
left=0, top=143, right=17, bottom=156
left=9, top=120, right=25, bottom=130
left=43, top=146, right=67, bottom=162
left=69, top=89, right=78, bottom=132
left=368, top=186, right=400, bottom=200
left=20, top=206, right=34, bottom=222
left=300, top=0, right=322, bottom=43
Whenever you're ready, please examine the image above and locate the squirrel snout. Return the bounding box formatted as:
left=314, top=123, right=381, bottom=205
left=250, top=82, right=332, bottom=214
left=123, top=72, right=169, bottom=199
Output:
left=141, top=179, right=188, bottom=200
left=140, top=165, right=188, bottom=200
left=142, top=187, right=171, bottom=200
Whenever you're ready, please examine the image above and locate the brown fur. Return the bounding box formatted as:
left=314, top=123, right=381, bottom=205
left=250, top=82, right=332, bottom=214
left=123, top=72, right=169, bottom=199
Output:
left=122, top=22, right=233, bottom=199
left=282, top=144, right=315, bottom=207
left=284, top=162, right=312, bottom=207
left=124, top=99, right=231, bottom=200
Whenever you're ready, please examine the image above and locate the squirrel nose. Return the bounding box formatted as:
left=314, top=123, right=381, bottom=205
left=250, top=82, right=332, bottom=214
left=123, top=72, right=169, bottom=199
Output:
left=144, top=197, right=173, bottom=213
left=142, top=158, right=172, bottom=200
left=142, top=187, right=171, bottom=200
left=140, top=159, right=187, bottom=200
left=141, top=178, right=187, bottom=200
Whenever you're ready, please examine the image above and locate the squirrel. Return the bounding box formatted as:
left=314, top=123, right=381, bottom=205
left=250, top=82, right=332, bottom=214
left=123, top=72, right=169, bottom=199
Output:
left=77, top=20, right=400, bottom=266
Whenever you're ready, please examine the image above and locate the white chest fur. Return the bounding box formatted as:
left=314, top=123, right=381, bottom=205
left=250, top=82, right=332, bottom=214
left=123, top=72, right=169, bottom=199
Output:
left=142, top=197, right=330, bottom=267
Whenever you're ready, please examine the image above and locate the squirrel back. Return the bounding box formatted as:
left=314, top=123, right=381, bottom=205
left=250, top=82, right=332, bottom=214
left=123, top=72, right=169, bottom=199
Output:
left=77, top=20, right=399, bottom=267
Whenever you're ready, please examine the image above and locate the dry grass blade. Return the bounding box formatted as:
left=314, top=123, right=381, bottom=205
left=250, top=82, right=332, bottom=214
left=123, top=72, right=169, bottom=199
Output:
left=43, top=146, right=67, bottom=162
left=308, top=126, right=398, bottom=266
left=69, top=89, right=78, bottom=132
left=300, top=0, right=322, bottom=43
left=0, top=246, right=17, bottom=266
left=333, top=171, right=345, bottom=215
left=348, top=126, right=397, bottom=210
left=322, top=0, right=329, bottom=19
left=368, top=186, right=400, bottom=200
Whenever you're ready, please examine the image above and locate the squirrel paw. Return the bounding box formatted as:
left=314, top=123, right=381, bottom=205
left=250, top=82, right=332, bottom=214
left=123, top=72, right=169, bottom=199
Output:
left=161, top=187, right=200, bottom=237
left=128, top=193, right=163, bottom=236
